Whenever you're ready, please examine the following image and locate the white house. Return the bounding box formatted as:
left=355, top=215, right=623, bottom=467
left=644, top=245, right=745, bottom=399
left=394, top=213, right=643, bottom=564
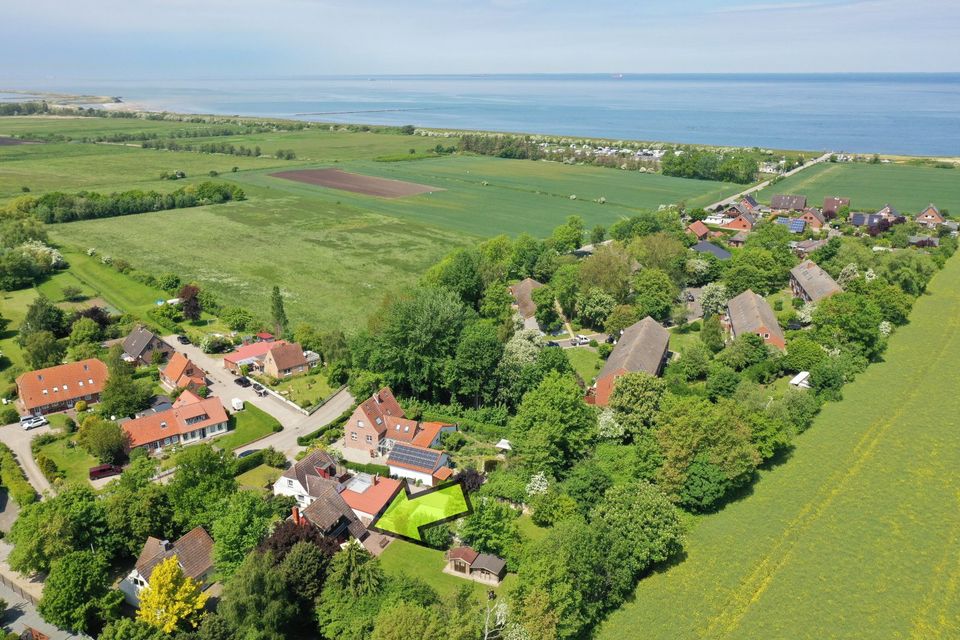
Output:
left=273, top=450, right=350, bottom=508
left=386, top=442, right=452, bottom=487
left=119, top=527, right=214, bottom=607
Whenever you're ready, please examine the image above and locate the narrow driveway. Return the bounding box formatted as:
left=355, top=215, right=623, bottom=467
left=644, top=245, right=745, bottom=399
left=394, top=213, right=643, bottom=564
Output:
left=0, top=422, right=53, bottom=496
left=707, top=152, right=833, bottom=211
left=162, top=337, right=355, bottom=458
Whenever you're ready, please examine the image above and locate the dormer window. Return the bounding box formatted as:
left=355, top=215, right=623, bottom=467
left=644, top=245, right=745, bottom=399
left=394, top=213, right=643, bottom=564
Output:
left=376, top=417, right=382, bottom=425
left=88, top=379, right=94, bottom=384
left=63, top=384, right=68, bottom=390
left=79, top=381, right=84, bottom=387
left=53, top=386, right=59, bottom=392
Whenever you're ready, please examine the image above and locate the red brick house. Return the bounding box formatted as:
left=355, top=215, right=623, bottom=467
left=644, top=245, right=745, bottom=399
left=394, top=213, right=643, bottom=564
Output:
left=262, top=342, right=309, bottom=378
left=916, top=204, right=944, bottom=228
left=344, top=387, right=455, bottom=456
left=16, top=358, right=108, bottom=416
left=722, top=212, right=756, bottom=231
left=798, top=208, right=826, bottom=229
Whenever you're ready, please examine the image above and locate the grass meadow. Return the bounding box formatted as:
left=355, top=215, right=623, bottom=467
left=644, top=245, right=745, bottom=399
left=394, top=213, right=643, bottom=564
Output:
left=598, top=254, right=960, bottom=640
left=756, top=162, right=960, bottom=213
left=0, top=116, right=744, bottom=330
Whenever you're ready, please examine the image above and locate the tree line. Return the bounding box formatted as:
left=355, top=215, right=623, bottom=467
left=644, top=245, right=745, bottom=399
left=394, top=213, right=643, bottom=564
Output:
left=5, top=182, right=245, bottom=224
left=660, top=148, right=759, bottom=184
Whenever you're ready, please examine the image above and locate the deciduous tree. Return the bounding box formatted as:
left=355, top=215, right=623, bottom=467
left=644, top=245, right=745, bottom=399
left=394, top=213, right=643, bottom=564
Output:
left=137, top=555, right=208, bottom=633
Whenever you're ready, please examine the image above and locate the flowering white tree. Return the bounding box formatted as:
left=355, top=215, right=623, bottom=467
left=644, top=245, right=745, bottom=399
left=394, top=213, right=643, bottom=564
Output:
left=838, top=263, right=860, bottom=287
left=699, top=282, right=729, bottom=318
left=598, top=408, right=625, bottom=440
left=525, top=472, right=549, bottom=497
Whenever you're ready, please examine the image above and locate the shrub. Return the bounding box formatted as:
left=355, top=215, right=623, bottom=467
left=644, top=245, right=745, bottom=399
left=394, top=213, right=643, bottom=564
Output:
left=261, top=447, right=287, bottom=468
left=597, top=343, right=613, bottom=359
left=440, top=431, right=467, bottom=451
left=36, top=454, right=65, bottom=482
left=0, top=406, right=18, bottom=425
left=342, top=461, right=390, bottom=476
left=73, top=400, right=87, bottom=413
left=0, top=443, right=37, bottom=505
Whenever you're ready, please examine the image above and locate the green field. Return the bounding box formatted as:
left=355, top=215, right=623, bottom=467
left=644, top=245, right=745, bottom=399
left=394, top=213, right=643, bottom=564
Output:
left=598, top=255, right=960, bottom=639
left=756, top=162, right=960, bottom=213
left=379, top=539, right=517, bottom=597
left=0, top=116, right=747, bottom=332
left=215, top=404, right=281, bottom=452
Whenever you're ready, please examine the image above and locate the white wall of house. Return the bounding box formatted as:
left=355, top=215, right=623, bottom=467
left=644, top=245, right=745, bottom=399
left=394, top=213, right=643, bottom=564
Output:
left=389, top=466, right=435, bottom=487
left=273, top=477, right=311, bottom=507
left=119, top=570, right=148, bottom=607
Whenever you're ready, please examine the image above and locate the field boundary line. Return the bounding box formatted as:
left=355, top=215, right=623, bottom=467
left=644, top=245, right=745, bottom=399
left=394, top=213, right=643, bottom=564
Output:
left=700, top=307, right=960, bottom=638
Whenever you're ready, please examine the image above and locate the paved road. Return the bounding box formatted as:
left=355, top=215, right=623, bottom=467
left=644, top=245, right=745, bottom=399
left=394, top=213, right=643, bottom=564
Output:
left=0, top=580, right=84, bottom=639
left=707, top=152, right=833, bottom=211
left=0, top=422, right=53, bottom=496
left=162, top=337, right=354, bottom=458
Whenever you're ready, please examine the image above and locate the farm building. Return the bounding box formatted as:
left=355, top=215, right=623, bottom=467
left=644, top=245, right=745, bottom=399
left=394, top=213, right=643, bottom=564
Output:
left=588, top=317, right=670, bottom=406
left=790, top=260, right=842, bottom=303
left=726, top=290, right=785, bottom=350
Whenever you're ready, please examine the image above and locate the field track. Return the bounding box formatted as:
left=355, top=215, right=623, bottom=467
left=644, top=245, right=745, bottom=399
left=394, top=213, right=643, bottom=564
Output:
left=599, top=253, right=960, bottom=640
left=269, top=167, right=443, bottom=198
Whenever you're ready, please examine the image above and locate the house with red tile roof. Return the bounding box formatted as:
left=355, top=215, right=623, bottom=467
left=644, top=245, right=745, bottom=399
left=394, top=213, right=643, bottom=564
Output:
left=344, top=387, right=456, bottom=456
left=16, top=358, right=108, bottom=415
left=122, top=390, right=228, bottom=452
left=686, top=220, right=710, bottom=240
left=721, top=210, right=757, bottom=231
left=798, top=208, right=826, bottom=230
left=160, top=353, right=207, bottom=392
left=223, top=340, right=283, bottom=374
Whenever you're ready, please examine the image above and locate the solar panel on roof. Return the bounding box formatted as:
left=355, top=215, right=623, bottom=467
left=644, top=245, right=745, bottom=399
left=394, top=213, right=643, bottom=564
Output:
left=788, top=219, right=806, bottom=233
left=388, top=444, right=439, bottom=470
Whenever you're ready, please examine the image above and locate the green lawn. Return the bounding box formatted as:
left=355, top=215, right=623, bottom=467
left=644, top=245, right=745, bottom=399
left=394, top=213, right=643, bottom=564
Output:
left=756, top=162, right=960, bottom=214
left=565, top=347, right=602, bottom=386
left=516, top=513, right=549, bottom=545
left=36, top=437, right=98, bottom=486
left=379, top=539, right=516, bottom=597
left=668, top=327, right=702, bottom=353
left=237, top=463, right=281, bottom=491
left=265, top=369, right=335, bottom=409
left=598, top=254, right=960, bottom=639
left=215, top=404, right=281, bottom=452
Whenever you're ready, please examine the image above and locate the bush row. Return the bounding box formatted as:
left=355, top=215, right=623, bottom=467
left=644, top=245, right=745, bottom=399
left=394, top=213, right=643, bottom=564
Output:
left=296, top=405, right=356, bottom=446
left=0, top=443, right=38, bottom=505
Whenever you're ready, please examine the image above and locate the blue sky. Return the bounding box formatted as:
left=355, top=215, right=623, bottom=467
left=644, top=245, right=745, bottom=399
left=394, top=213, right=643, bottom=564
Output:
left=2, top=0, right=958, bottom=79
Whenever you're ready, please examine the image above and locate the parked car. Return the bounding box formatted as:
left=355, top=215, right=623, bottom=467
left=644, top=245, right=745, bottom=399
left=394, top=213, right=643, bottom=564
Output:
left=251, top=383, right=264, bottom=392
left=89, top=464, right=123, bottom=480
left=20, top=415, right=48, bottom=430
left=574, top=336, right=591, bottom=346
left=237, top=449, right=259, bottom=459
left=545, top=341, right=560, bottom=347
left=234, top=377, right=251, bottom=388
left=176, top=335, right=191, bottom=345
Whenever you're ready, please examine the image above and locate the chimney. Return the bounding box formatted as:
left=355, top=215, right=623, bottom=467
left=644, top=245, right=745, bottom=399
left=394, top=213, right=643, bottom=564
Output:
left=292, top=506, right=301, bottom=526
left=374, top=473, right=379, bottom=485
left=161, top=539, right=173, bottom=551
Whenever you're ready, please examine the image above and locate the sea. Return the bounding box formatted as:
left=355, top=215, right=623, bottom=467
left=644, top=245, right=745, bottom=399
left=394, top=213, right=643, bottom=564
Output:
left=4, top=74, right=960, bottom=156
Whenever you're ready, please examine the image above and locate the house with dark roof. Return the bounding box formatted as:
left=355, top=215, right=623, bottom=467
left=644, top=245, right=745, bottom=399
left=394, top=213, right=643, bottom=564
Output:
left=686, top=220, right=710, bottom=240
left=273, top=449, right=402, bottom=532
left=123, top=326, right=173, bottom=366
left=343, top=387, right=456, bottom=456
left=588, top=317, right=670, bottom=406
left=740, top=195, right=760, bottom=211
left=794, top=238, right=828, bottom=257
left=771, top=194, right=807, bottom=212
left=726, top=290, right=785, bottom=350
left=386, top=442, right=452, bottom=487
left=508, top=278, right=545, bottom=330
left=16, top=358, right=108, bottom=416
left=790, top=260, right=842, bottom=303
left=908, top=235, right=940, bottom=248
left=692, top=241, right=732, bottom=261
left=445, top=546, right=508, bottom=586
left=262, top=342, right=309, bottom=378
left=160, top=352, right=206, bottom=392
left=120, top=527, right=214, bottom=606
left=122, top=390, right=228, bottom=451
left=297, top=487, right=368, bottom=543
left=823, top=197, right=850, bottom=218
left=916, top=204, right=945, bottom=228
left=728, top=230, right=750, bottom=248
